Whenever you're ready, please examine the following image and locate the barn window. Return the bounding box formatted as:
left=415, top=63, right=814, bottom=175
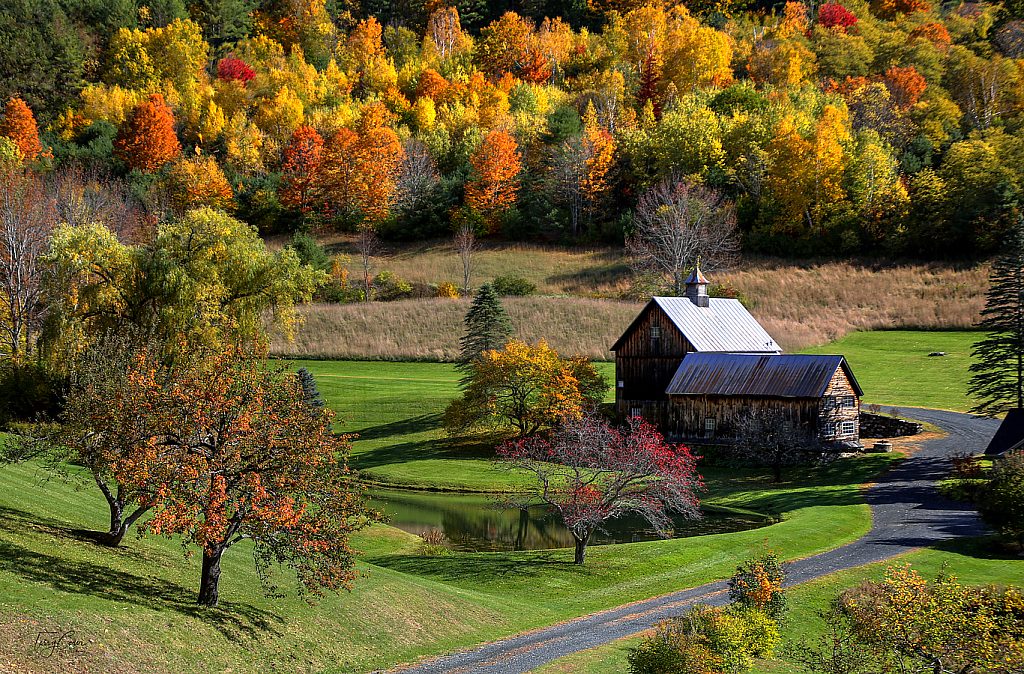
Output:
left=704, top=418, right=716, bottom=438
left=822, top=396, right=835, bottom=411
left=617, top=380, right=625, bottom=389
left=631, top=407, right=643, bottom=419
left=840, top=421, right=856, bottom=436
left=842, top=395, right=856, bottom=408
left=650, top=326, right=660, bottom=339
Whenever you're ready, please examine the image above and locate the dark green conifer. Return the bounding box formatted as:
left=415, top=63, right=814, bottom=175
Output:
left=969, top=218, right=1024, bottom=416
left=296, top=366, right=331, bottom=432
left=458, top=283, right=512, bottom=381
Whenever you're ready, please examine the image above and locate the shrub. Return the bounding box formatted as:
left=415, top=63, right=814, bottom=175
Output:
left=628, top=615, right=723, bottom=674
left=418, top=528, right=452, bottom=555
left=629, top=604, right=779, bottom=674
left=289, top=232, right=330, bottom=272
left=728, top=544, right=788, bottom=623
left=436, top=282, right=460, bottom=298
left=978, top=449, right=1024, bottom=549
left=492, top=274, right=536, bottom=296
left=948, top=451, right=982, bottom=478
left=373, top=270, right=414, bottom=301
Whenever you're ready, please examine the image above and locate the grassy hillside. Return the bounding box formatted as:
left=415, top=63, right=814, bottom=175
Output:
left=270, top=246, right=988, bottom=358
left=0, top=450, right=903, bottom=674
left=0, top=331, right=1013, bottom=674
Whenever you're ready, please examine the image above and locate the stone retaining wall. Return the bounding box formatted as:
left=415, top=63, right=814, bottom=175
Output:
left=860, top=411, right=923, bottom=438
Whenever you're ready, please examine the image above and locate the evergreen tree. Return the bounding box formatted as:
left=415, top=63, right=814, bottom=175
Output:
left=458, top=283, right=513, bottom=380
left=969, top=219, right=1024, bottom=416
left=296, top=366, right=331, bottom=432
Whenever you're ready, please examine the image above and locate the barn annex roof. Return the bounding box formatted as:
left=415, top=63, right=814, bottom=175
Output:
left=610, top=296, right=781, bottom=354
left=665, top=353, right=864, bottom=398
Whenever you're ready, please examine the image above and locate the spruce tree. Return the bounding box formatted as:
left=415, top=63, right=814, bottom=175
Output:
left=458, top=283, right=512, bottom=380
left=969, top=219, right=1024, bottom=416
left=296, top=366, right=331, bottom=432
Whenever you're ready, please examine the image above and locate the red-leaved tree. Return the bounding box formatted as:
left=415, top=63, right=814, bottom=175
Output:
left=217, top=56, right=256, bottom=84
left=495, top=414, right=703, bottom=565
left=817, top=3, right=858, bottom=32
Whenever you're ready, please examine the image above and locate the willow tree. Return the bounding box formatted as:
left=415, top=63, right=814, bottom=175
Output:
left=39, top=207, right=326, bottom=372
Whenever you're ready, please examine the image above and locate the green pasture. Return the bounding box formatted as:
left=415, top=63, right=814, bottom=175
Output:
left=0, top=448, right=907, bottom=673
left=1, top=329, right=1015, bottom=674
left=797, top=330, right=978, bottom=412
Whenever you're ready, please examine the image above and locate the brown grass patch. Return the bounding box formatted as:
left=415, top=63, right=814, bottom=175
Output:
left=270, top=297, right=640, bottom=362
left=270, top=237, right=990, bottom=359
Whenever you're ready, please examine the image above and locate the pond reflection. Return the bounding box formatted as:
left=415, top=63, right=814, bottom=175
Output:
left=369, top=489, right=770, bottom=552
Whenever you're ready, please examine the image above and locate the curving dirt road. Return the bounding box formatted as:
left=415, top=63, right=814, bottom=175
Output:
left=388, top=408, right=1000, bottom=674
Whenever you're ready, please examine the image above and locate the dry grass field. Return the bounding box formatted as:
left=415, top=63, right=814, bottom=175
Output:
left=268, top=236, right=989, bottom=359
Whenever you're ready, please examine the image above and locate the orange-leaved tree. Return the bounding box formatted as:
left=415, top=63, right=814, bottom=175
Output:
left=0, top=97, right=44, bottom=162
left=113, top=93, right=181, bottom=172
left=129, top=343, right=381, bottom=607
left=280, top=124, right=324, bottom=218
left=465, top=129, right=522, bottom=234
left=318, top=104, right=403, bottom=224
left=444, top=339, right=607, bottom=437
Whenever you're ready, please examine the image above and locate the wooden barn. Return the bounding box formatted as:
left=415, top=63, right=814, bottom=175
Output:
left=610, top=268, right=864, bottom=448
left=665, top=353, right=864, bottom=449
left=610, top=268, right=780, bottom=431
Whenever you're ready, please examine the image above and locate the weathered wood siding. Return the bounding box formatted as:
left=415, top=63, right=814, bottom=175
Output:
left=615, top=305, right=693, bottom=417
left=666, top=395, right=822, bottom=441
left=665, top=365, right=861, bottom=443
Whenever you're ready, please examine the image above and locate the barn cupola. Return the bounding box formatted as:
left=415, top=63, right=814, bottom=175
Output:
left=683, top=266, right=710, bottom=307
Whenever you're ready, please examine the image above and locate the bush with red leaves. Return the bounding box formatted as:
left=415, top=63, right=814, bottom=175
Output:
left=217, top=56, right=255, bottom=84
left=818, top=3, right=858, bottom=31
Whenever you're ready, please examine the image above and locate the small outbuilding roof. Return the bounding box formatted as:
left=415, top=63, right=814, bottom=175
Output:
left=665, top=353, right=864, bottom=398
left=983, top=408, right=1024, bottom=455
left=610, top=297, right=781, bottom=354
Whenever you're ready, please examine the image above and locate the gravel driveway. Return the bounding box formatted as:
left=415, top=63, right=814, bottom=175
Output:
left=388, top=408, right=1000, bottom=674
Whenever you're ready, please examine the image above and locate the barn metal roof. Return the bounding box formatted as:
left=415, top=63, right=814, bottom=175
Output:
left=665, top=353, right=863, bottom=398
left=610, top=297, right=781, bottom=353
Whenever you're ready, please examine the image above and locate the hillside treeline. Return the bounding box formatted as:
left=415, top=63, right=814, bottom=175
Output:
left=3, top=0, right=1024, bottom=257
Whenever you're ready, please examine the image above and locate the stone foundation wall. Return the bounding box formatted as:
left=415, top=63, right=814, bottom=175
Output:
left=859, top=411, right=923, bottom=438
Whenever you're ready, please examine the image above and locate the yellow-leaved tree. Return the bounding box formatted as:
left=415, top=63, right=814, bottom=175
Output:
left=443, top=339, right=607, bottom=437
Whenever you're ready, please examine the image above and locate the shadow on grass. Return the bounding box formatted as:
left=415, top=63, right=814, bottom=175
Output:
left=546, top=260, right=632, bottom=293
left=0, top=505, right=284, bottom=641
left=701, top=454, right=905, bottom=516
left=353, top=414, right=444, bottom=442
left=367, top=549, right=581, bottom=584
left=351, top=420, right=500, bottom=469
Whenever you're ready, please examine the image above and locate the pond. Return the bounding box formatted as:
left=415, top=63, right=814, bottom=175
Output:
left=369, top=488, right=772, bottom=552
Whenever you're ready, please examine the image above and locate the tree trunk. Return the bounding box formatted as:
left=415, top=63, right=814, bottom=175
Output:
left=573, top=532, right=590, bottom=565
left=197, top=546, right=225, bottom=607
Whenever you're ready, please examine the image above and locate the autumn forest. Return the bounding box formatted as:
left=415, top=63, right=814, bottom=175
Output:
left=2, top=0, right=1023, bottom=259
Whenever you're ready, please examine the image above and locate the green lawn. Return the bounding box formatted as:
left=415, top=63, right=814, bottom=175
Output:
left=797, top=330, right=979, bottom=412
left=1, top=330, right=1012, bottom=674
left=0, top=447, right=901, bottom=673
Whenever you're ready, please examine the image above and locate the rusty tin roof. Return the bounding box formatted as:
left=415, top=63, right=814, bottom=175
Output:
left=666, top=353, right=863, bottom=398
